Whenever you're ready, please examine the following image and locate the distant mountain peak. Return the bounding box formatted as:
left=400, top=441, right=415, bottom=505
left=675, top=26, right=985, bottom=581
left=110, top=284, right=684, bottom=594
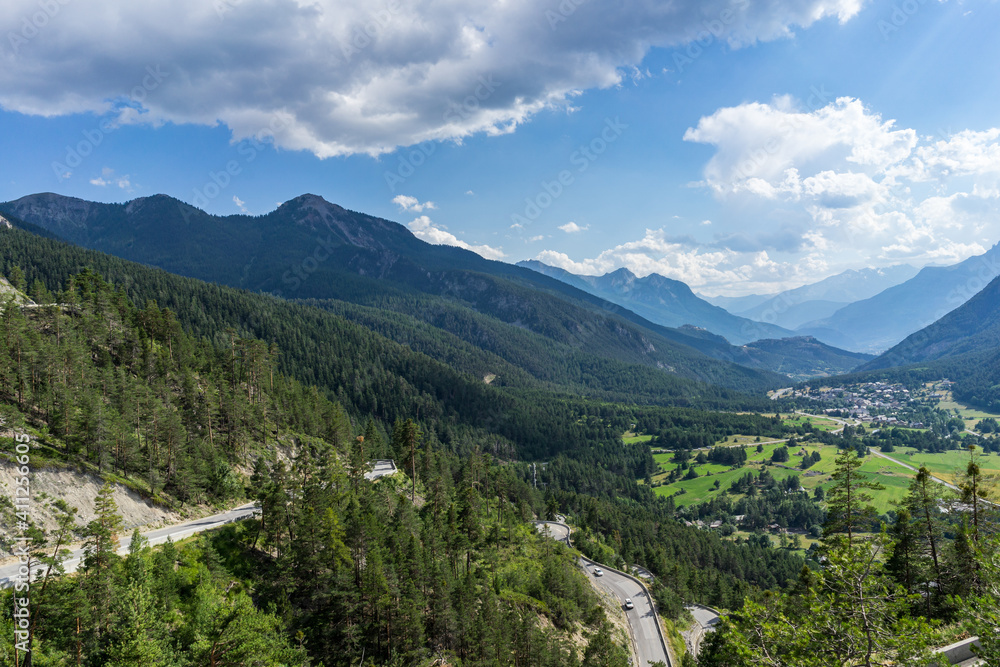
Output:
left=607, top=267, right=637, bottom=279
left=282, top=193, right=337, bottom=210
left=518, top=258, right=794, bottom=344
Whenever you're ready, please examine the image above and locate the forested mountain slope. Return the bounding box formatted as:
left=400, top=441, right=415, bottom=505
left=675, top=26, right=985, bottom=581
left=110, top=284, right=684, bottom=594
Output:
left=0, top=222, right=787, bottom=465
left=3, top=193, right=814, bottom=382
left=0, top=258, right=811, bottom=666
left=742, top=336, right=872, bottom=380
left=816, top=273, right=1000, bottom=411
left=0, top=269, right=635, bottom=665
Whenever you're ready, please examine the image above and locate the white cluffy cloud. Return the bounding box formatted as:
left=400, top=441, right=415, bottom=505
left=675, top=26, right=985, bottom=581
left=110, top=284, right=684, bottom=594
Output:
left=535, top=227, right=829, bottom=295
left=682, top=96, right=1000, bottom=268
left=233, top=195, right=249, bottom=213
left=393, top=195, right=436, bottom=212
left=535, top=95, right=1000, bottom=296
left=558, top=221, right=588, bottom=233
left=0, top=0, right=864, bottom=158
left=408, top=215, right=505, bottom=260
left=89, top=167, right=131, bottom=190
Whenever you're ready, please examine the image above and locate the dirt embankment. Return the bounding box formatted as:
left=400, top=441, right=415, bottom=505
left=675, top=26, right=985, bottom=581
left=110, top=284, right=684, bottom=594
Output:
left=0, top=461, right=180, bottom=559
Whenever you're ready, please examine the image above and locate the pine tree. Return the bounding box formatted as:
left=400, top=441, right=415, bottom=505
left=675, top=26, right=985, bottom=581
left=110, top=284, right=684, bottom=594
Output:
left=721, top=534, right=934, bottom=667
left=106, top=533, right=165, bottom=667
left=188, top=587, right=309, bottom=666
left=962, top=533, right=1000, bottom=663
left=885, top=507, right=918, bottom=595
left=82, top=482, right=124, bottom=639
left=582, top=619, right=630, bottom=667
left=903, top=466, right=944, bottom=614
left=29, top=499, right=79, bottom=651
left=957, top=444, right=989, bottom=543
left=7, top=264, right=25, bottom=291
left=823, top=447, right=883, bottom=548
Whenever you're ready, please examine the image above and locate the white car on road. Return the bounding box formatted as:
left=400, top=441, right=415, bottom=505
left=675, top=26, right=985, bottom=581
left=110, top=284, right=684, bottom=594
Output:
left=593, top=568, right=603, bottom=577
left=624, top=598, right=634, bottom=610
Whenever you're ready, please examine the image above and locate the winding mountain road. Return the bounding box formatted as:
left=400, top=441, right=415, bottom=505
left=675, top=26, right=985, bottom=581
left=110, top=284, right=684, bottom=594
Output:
left=535, top=520, right=671, bottom=666
left=683, top=604, right=721, bottom=657
left=1, top=459, right=400, bottom=588
left=0, top=503, right=259, bottom=587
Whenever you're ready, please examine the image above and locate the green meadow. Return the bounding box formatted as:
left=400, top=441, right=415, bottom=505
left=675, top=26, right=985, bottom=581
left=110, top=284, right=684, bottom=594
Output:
left=652, top=440, right=925, bottom=512
left=878, top=447, right=1000, bottom=493
left=935, top=388, right=1000, bottom=430
left=779, top=413, right=843, bottom=431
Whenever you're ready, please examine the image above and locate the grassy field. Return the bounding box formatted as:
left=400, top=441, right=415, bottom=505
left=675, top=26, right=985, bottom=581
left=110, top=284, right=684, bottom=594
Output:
left=622, top=432, right=654, bottom=445
left=934, top=387, right=1000, bottom=430
left=652, top=440, right=918, bottom=512
left=877, top=447, right=1000, bottom=494
left=779, top=413, right=843, bottom=431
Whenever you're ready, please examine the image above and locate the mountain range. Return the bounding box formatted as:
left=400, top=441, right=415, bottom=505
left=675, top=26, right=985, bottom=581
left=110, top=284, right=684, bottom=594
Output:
left=717, top=265, right=919, bottom=331
left=703, top=251, right=1000, bottom=355
left=796, top=244, right=1000, bottom=353
left=1, top=192, right=876, bottom=383
left=516, top=260, right=795, bottom=344
left=862, top=273, right=1000, bottom=371
left=0, top=193, right=781, bottom=390
left=33, top=193, right=1000, bottom=390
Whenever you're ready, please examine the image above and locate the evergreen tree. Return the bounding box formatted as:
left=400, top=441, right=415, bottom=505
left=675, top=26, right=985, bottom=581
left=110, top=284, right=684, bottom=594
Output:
left=903, top=466, right=944, bottom=615
left=106, top=532, right=165, bottom=667
left=885, top=507, right=918, bottom=595
left=823, top=447, right=883, bottom=548
left=82, top=482, right=124, bottom=641
left=961, top=533, right=1000, bottom=663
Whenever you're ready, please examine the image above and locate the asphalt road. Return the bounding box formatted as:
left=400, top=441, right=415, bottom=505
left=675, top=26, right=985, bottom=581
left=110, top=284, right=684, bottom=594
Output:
left=2, top=460, right=398, bottom=588
left=0, top=502, right=258, bottom=587
left=535, top=520, right=570, bottom=544
left=682, top=604, right=721, bottom=658
left=364, top=459, right=398, bottom=480
left=687, top=605, right=720, bottom=630
left=534, top=521, right=670, bottom=666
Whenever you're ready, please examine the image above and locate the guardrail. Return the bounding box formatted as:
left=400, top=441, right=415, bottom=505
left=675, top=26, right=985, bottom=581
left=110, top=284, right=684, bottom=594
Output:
left=931, top=637, right=982, bottom=666
left=686, top=603, right=722, bottom=618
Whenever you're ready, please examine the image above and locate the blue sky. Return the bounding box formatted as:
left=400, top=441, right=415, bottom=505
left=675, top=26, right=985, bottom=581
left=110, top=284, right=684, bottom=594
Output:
left=2, top=0, right=999, bottom=295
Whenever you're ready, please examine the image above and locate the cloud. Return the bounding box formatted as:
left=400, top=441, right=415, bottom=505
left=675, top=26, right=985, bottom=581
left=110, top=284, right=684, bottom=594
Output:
left=233, top=195, right=249, bottom=213
left=684, top=97, right=917, bottom=197
left=393, top=194, right=436, bottom=212
left=685, top=96, right=1000, bottom=270
left=89, top=167, right=132, bottom=189
left=558, top=221, right=588, bottom=233
left=408, top=215, right=505, bottom=260
left=0, top=0, right=864, bottom=157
